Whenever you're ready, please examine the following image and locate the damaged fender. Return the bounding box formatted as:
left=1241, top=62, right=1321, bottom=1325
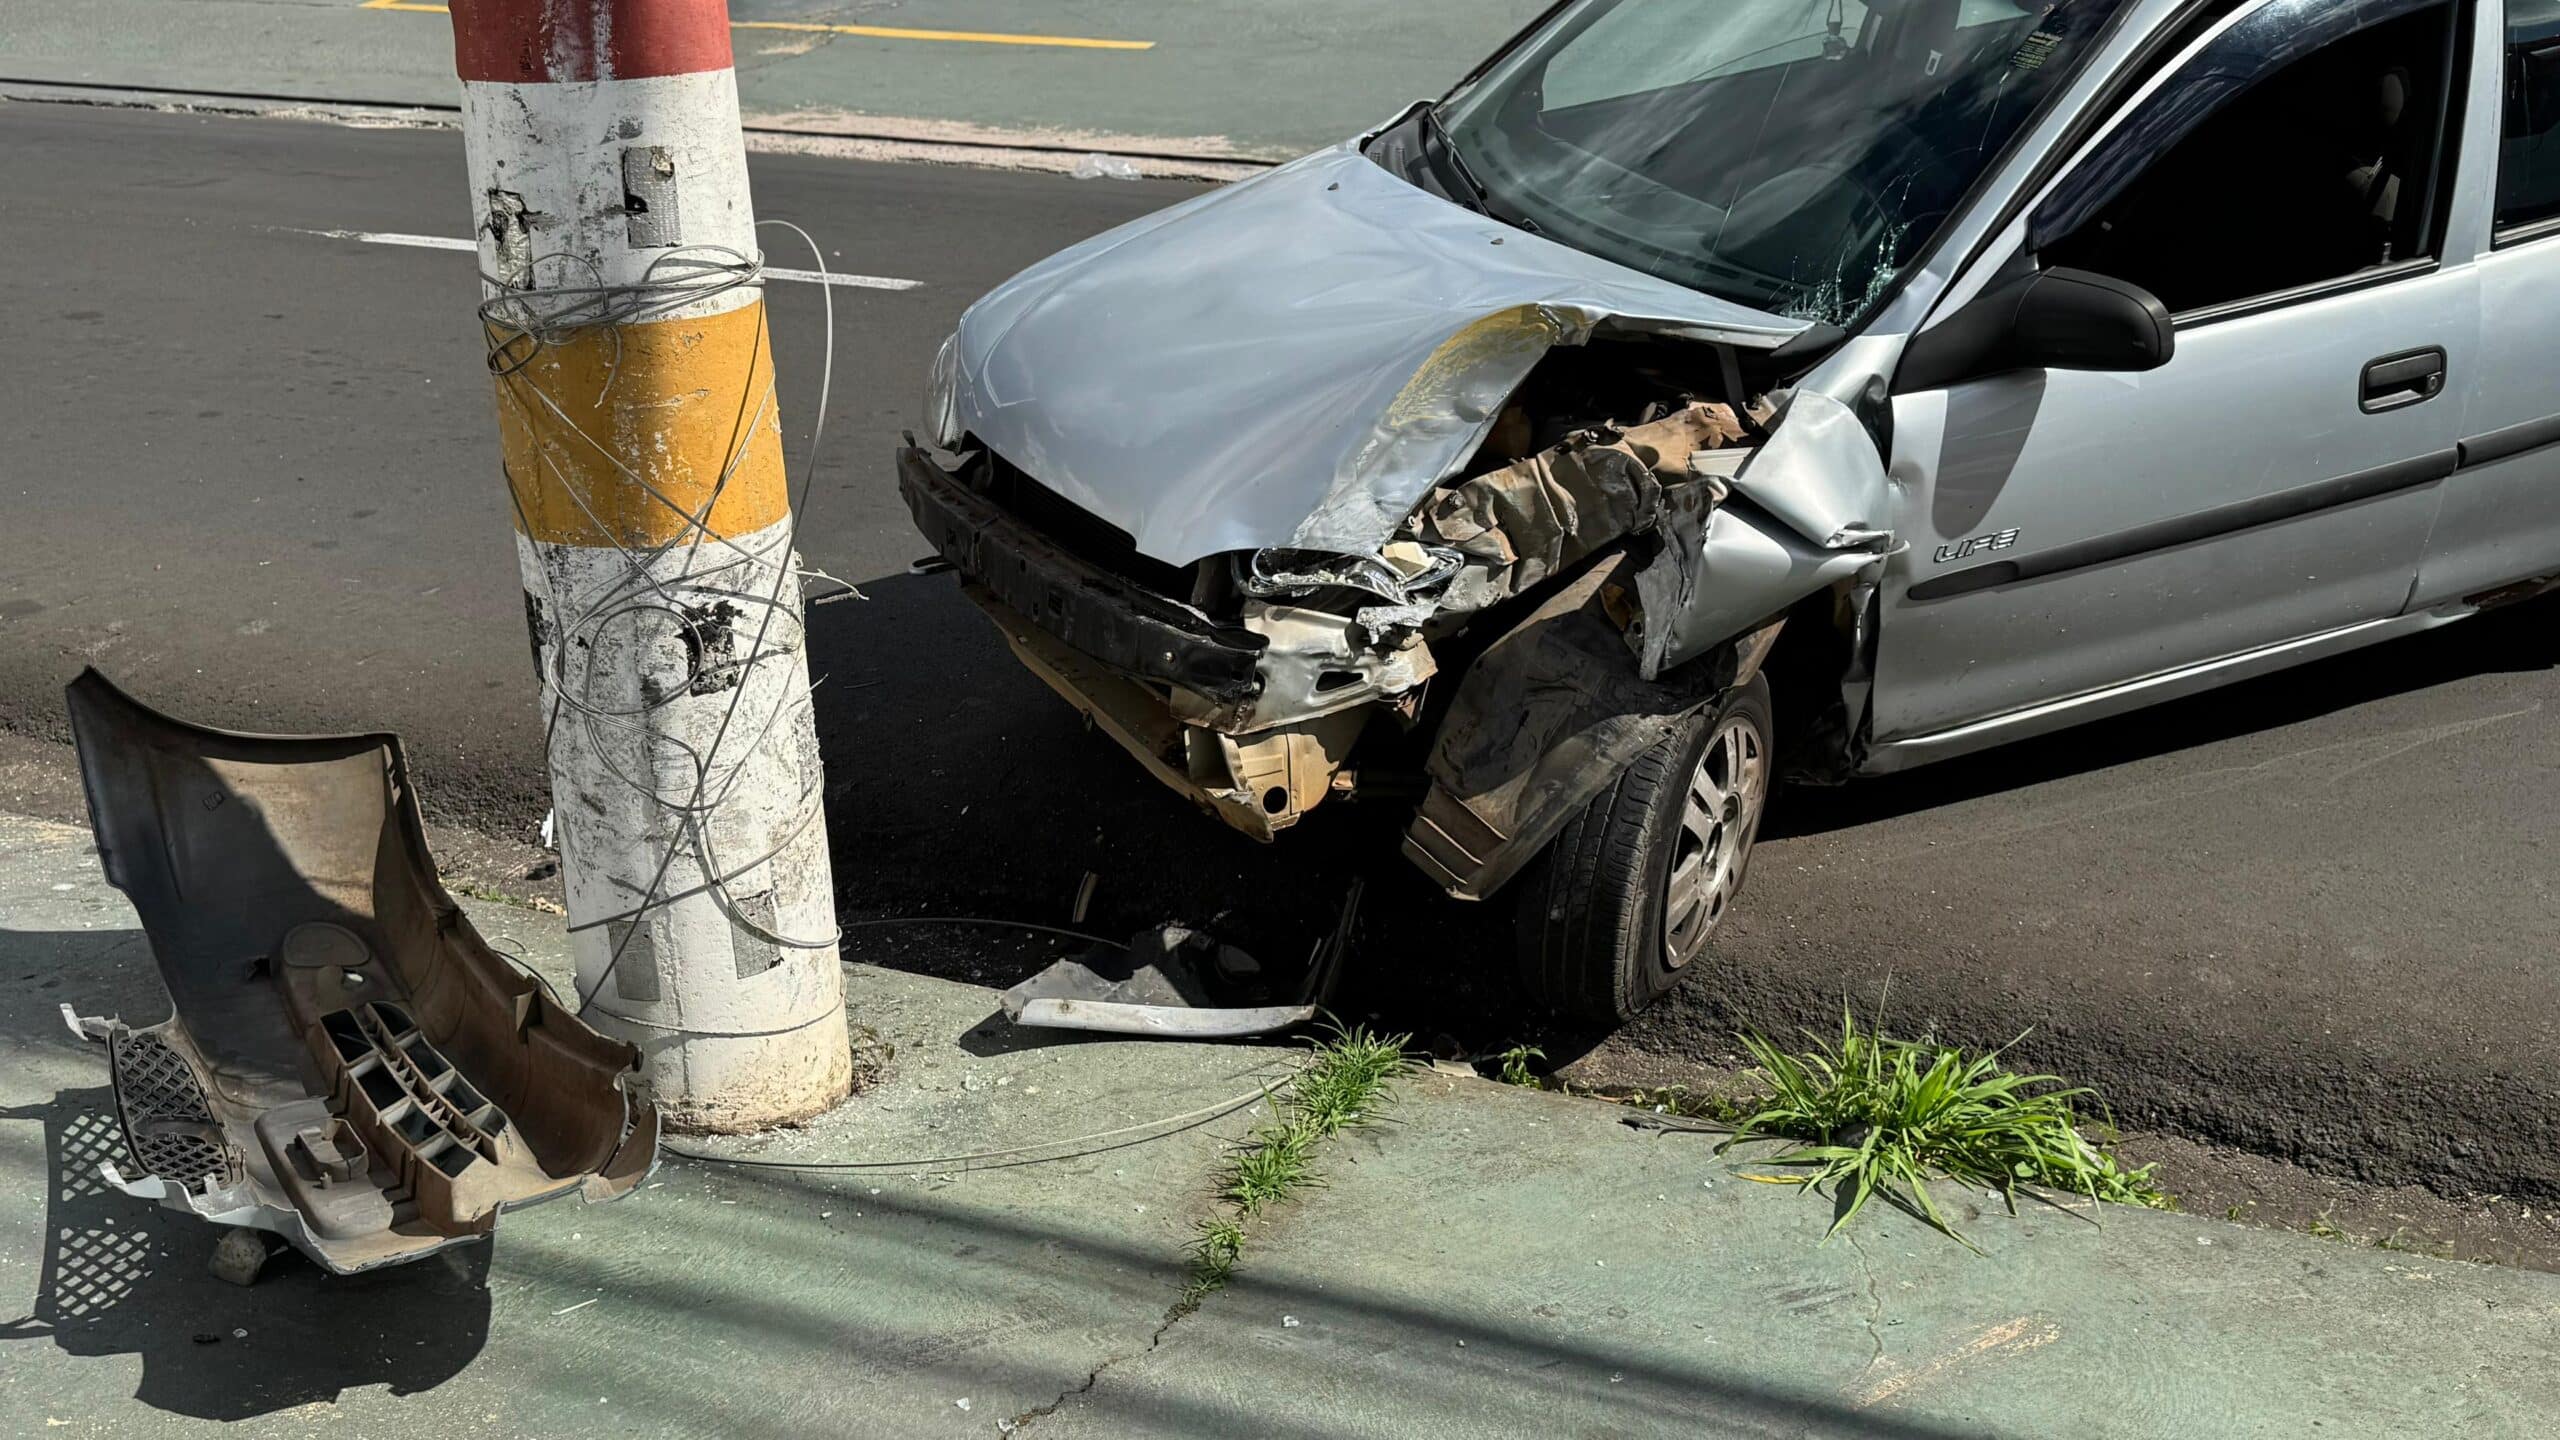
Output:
left=1404, top=554, right=1748, bottom=900
left=1725, top=390, right=1897, bottom=551
left=1626, top=389, right=1897, bottom=680
left=1402, top=394, right=1895, bottom=900
left=61, top=670, right=656, bottom=1275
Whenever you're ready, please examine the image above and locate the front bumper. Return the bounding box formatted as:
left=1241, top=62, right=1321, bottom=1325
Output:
left=897, top=445, right=1384, bottom=841
left=897, top=445, right=1265, bottom=701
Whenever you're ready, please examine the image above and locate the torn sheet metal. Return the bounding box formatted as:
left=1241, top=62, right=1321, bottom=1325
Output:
left=970, top=588, right=1366, bottom=840
left=1633, top=498, right=1882, bottom=680
left=1404, top=555, right=1733, bottom=899
left=948, top=142, right=1806, bottom=565
left=1728, top=390, right=1896, bottom=551
left=1171, top=600, right=1437, bottom=732
left=1409, top=401, right=1750, bottom=614
left=1000, top=908, right=1350, bottom=1039
left=62, top=670, right=656, bottom=1275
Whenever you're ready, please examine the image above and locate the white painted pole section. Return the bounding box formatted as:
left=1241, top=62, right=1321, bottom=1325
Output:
left=450, top=0, right=851, bottom=1131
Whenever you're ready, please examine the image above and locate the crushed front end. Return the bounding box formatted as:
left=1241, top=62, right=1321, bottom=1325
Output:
left=898, top=388, right=1817, bottom=864
left=899, top=443, right=1432, bottom=840
left=899, top=141, right=1899, bottom=892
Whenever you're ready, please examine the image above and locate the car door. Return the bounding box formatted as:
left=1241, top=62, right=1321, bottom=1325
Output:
left=2412, top=0, right=2560, bottom=605
left=1866, top=0, right=2480, bottom=757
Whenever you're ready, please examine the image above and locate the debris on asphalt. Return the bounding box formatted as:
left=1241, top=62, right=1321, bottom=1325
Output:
left=1001, top=924, right=1315, bottom=1037
left=1001, top=882, right=1358, bottom=1038
left=1069, top=153, right=1141, bottom=180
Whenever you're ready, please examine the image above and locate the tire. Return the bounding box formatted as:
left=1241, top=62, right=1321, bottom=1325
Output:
left=1514, top=673, right=1773, bottom=1026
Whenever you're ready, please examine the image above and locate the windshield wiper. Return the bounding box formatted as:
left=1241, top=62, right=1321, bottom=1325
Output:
left=1420, top=102, right=1542, bottom=235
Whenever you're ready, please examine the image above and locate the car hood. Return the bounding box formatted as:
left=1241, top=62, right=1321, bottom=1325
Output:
left=950, top=139, right=1808, bottom=566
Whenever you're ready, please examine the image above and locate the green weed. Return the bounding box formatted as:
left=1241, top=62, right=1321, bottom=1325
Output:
left=1495, top=1044, right=1547, bottom=1089
left=1181, top=1024, right=1411, bottom=1304
left=1720, top=1007, right=2170, bottom=1252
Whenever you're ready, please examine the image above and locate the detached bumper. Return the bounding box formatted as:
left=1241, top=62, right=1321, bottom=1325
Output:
left=896, top=445, right=1264, bottom=702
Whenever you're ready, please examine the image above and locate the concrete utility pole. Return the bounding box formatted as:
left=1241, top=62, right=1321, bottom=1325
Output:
left=447, top=0, right=851, bottom=1129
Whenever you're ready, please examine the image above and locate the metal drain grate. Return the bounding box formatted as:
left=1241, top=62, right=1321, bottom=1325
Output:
left=109, top=1030, right=235, bottom=1191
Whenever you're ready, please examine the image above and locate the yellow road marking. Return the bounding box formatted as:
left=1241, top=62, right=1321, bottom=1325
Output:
left=359, top=0, right=1155, bottom=51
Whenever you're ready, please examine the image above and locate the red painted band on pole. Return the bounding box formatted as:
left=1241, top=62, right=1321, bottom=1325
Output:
left=449, top=0, right=733, bottom=84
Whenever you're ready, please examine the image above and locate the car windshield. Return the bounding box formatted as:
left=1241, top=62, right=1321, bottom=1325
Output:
left=1436, top=0, right=2132, bottom=326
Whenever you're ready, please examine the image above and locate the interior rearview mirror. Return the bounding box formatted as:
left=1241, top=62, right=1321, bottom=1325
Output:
left=1895, top=266, right=2174, bottom=393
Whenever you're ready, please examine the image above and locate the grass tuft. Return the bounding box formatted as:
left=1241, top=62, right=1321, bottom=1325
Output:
left=1719, top=1007, right=2170, bottom=1251
left=1181, top=1217, right=1245, bottom=1304
left=1181, top=1024, right=1410, bottom=1304
left=1495, top=1044, right=1546, bottom=1089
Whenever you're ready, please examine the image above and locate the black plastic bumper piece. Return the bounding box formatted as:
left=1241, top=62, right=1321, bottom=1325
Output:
left=896, top=446, right=1265, bottom=702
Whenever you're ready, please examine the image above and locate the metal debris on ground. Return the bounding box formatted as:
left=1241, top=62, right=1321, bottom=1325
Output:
left=1069, top=153, right=1142, bottom=180
left=1000, top=882, right=1360, bottom=1038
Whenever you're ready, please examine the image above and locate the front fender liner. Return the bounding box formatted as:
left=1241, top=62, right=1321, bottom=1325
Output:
left=1403, top=554, right=1745, bottom=900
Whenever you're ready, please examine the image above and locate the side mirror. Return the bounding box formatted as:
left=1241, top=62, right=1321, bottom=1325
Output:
left=1895, top=266, right=2173, bottom=393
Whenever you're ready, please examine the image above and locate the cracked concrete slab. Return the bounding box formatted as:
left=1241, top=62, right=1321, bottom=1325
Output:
left=1033, top=1072, right=2560, bottom=1438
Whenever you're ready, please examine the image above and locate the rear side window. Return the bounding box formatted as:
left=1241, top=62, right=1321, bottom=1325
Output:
left=2033, top=0, right=2466, bottom=317
left=2498, top=0, right=2560, bottom=235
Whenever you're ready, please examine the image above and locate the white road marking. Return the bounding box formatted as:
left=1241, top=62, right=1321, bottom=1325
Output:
left=286, top=227, right=922, bottom=291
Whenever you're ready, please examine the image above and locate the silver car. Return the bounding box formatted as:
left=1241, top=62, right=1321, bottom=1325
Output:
left=901, top=0, right=2560, bottom=1022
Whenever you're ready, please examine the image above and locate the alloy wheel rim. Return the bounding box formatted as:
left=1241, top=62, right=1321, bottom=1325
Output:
left=1662, top=713, right=1766, bottom=968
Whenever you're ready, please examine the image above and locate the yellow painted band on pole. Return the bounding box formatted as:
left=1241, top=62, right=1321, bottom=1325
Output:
left=495, top=301, right=791, bottom=549
left=363, top=0, right=1156, bottom=51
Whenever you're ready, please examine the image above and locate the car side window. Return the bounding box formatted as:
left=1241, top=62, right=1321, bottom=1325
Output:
left=2031, top=0, right=2465, bottom=318
left=2497, top=0, right=2560, bottom=236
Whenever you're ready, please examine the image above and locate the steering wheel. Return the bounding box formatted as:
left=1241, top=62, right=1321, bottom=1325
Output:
left=1712, top=159, right=1896, bottom=279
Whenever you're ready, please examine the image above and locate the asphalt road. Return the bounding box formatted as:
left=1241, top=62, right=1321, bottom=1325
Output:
left=6, top=102, right=2558, bottom=1207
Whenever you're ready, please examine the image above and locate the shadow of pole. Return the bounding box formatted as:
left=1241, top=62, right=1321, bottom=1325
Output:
left=0, top=1087, right=492, bottom=1421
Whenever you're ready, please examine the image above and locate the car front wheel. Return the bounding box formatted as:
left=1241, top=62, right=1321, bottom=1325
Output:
left=1514, top=673, right=1772, bottom=1025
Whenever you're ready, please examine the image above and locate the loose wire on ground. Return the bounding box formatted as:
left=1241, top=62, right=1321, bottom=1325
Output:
left=660, top=1082, right=1279, bottom=1177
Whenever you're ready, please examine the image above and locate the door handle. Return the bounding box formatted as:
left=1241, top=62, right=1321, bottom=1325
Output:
left=2361, top=347, right=2446, bottom=413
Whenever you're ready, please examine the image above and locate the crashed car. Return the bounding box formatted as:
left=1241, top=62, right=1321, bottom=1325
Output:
left=904, top=0, right=2557, bottom=1021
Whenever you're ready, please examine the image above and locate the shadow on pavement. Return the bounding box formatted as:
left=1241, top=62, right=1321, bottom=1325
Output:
left=626, top=1158, right=2023, bottom=1440
left=0, top=941, right=2005, bottom=1436
left=805, top=570, right=2560, bottom=1067
left=0, top=1077, right=492, bottom=1422
left=803, top=571, right=1524, bottom=1049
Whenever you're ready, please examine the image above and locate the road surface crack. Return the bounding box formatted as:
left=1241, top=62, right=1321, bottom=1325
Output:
left=1004, top=1300, right=1194, bottom=1433
left=1843, top=1230, right=1888, bottom=1370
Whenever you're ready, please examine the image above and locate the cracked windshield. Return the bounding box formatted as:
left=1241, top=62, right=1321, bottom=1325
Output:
left=1439, top=0, right=2130, bottom=324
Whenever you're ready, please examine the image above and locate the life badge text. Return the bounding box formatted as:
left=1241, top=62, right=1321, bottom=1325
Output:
left=1933, top=528, right=2021, bottom=565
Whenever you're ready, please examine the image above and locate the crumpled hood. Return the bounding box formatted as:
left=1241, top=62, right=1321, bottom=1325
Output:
left=951, top=140, right=1806, bottom=566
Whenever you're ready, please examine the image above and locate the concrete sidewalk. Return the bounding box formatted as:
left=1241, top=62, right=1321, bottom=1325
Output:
left=2, top=0, right=1551, bottom=159
left=2, top=811, right=2553, bottom=1438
